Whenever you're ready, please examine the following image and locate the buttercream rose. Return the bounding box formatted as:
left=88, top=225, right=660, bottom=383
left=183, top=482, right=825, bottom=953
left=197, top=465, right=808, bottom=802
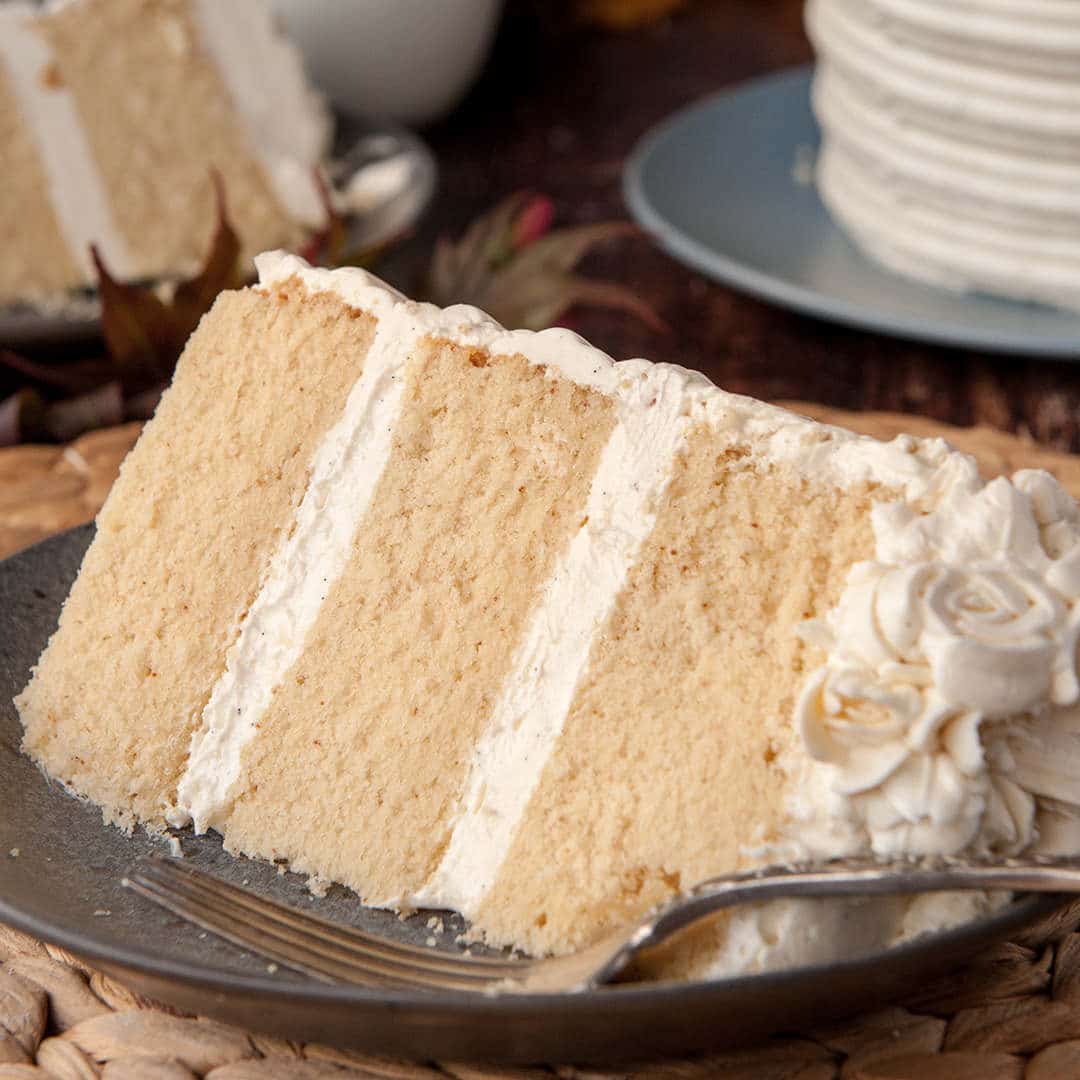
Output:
left=830, top=559, right=1079, bottom=717
left=797, top=664, right=1036, bottom=855
left=921, top=563, right=1064, bottom=717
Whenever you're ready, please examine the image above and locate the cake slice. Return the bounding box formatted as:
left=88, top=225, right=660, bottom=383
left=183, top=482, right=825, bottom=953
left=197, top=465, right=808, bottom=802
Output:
left=17, top=253, right=1080, bottom=976
left=0, top=0, right=329, bottom=305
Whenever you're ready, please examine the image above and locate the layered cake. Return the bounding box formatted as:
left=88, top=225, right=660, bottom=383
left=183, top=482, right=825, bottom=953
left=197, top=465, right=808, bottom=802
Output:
left=806, top=0, right=1080, bottom=311
left=0, top=0, right=329, bottom=306
left=16, top=253, right=1080, bottom=976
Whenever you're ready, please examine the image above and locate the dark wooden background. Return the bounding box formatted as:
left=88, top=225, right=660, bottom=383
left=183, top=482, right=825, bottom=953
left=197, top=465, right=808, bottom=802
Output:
left=408, top=0, right=1080, bottom=451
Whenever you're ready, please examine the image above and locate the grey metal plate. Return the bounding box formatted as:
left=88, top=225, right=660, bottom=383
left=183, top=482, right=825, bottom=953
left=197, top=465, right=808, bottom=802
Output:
left=623, top=66, right=1080, bottom=357
left=0, top=526, right=1064, bottom=1063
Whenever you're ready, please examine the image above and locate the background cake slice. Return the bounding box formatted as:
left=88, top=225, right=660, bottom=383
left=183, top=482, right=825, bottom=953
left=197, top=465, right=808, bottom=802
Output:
left=0, top=0, right=329, bottom=305
left=17, top=253, right=1080, bottom=977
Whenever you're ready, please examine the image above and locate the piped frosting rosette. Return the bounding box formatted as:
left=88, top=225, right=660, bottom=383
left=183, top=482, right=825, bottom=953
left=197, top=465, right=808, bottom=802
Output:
left=794, top=468, right=1080, bottom=858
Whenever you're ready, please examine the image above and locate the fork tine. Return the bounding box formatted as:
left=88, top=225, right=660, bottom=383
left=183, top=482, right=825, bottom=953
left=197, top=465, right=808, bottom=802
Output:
left=141, top=857, right=525, bottom=971
left=140, top=857, right=526, bottom=975
left=125, top=858, right=524, bottom=990
left=126, top=871, right=504, bottom=991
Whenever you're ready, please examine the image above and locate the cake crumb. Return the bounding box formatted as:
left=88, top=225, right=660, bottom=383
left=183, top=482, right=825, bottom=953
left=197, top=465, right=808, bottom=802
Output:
left=167, top=835, right=183, bottom=857
left=426, top=916, right=445, bottom=934
left=425, top=936, right=437, bottom=947
left=8, top=848, right=19, bottom=858
left=61, top=447, right=89, bottom=474
left=267, top=962, right=279, bottom=974
left=307, top=876, right=330, bottom=899
left=93, top=909, right=111, bottom=917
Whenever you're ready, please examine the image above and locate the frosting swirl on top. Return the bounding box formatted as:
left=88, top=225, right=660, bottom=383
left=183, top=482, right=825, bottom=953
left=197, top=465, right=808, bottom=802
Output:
left=795, top=468, right=1080, bottom=857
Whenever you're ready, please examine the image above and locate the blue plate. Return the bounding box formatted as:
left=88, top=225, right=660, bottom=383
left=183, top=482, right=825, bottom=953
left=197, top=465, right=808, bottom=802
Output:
left=624, top=65, right=1080, bottom=358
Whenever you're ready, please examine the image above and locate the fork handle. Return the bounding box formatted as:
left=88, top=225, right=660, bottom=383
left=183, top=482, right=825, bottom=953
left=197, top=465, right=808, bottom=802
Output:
left=630, top=860, right=1080, bottom=957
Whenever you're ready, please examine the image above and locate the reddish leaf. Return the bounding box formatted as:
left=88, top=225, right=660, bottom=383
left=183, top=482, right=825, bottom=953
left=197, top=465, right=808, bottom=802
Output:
left=511, top=194, right=555, bottom=250
left=93, top=245, right=174, bottom=379
left=170, top=171, right=242, bottom=330
left=298, top=169, right=346, bottom=266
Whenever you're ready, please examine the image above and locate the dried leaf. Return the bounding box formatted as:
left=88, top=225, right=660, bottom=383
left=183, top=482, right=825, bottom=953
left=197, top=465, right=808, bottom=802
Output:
left=95, top=172, right=240, bottom=388
left=92, top=247, right=174, bottom=379
left=297, top=171, right=346, bottom=267
left=168, top=172, right=242, bottom=333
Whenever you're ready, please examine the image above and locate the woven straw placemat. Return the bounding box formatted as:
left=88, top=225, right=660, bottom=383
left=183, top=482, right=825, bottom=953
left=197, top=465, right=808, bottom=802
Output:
left=3, top=408, right=1080, bottom=1078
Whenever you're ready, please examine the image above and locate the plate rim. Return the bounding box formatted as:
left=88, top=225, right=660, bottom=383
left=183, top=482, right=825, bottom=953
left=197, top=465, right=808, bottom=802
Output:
left=0, top=524, right=1068, bottom=1031
left=623, top=65, right=1080, bottom=358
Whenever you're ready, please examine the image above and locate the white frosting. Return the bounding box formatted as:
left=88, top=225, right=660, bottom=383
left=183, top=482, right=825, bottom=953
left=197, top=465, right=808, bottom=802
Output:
left=0, top=3, right=134, bottom=280
left=414, top=364, right=694, bottom=916
left=190, top=0, right=330, bottom=227
left=172, top=253, right=1080, bottom=978
left=789, top=467, right=1080, bottom=860
left=806, top=0, right=1080, bottom=310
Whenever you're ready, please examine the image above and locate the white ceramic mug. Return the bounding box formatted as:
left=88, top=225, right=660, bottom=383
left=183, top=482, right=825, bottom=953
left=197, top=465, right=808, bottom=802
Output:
left=271, top=0, right=505, bottom=126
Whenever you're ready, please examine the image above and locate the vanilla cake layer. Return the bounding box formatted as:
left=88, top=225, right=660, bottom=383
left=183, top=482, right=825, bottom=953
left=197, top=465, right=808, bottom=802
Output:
left=221, top=342, right=614, bottom=900
left=475, top=438, right=879, bottom=955
left=20, top=253, right=1080, bottom=977
left=0, top=0, right=327, bottom=303
left=0, top=65, right=81, bottom=301
left=38, top=0, right=303, bottom=278
left=17, top=285, right=375, bottom=826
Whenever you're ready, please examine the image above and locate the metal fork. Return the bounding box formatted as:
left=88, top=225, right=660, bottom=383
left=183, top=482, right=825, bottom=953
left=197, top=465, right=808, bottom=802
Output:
left=123, top=854, right=1080, bottom=994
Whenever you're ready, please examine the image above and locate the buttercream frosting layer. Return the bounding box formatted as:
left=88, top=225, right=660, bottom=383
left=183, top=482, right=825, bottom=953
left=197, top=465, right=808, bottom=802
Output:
left=806, top=0, right=1080, bottom=310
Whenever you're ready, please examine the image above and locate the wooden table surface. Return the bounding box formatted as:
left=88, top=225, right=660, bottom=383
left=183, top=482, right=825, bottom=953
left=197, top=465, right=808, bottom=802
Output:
left=411, top=0, right=1080, bottom=452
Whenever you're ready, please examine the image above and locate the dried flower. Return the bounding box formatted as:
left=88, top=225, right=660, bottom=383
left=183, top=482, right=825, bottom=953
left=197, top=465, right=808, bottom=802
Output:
left=424, top=191, right=665, bottom=332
